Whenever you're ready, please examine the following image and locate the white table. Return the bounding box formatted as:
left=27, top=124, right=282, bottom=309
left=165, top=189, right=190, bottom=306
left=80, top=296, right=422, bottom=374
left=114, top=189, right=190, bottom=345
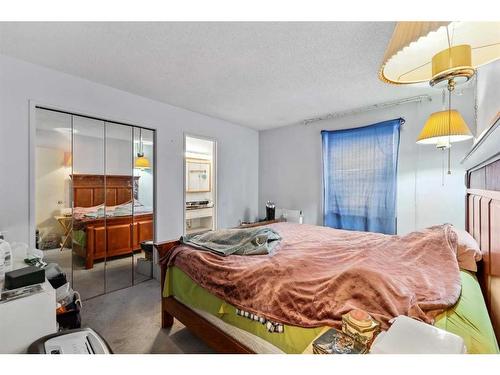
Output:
left=0, top=259, right=57, bottom=353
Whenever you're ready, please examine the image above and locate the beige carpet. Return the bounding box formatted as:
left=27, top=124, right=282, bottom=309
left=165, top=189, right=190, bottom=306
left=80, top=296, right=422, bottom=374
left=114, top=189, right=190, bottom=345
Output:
left=80, top=278, right=214, bottom=353
left=43, top=247, right=214, bottom=353
left=43, top=247, right=150, bottom=300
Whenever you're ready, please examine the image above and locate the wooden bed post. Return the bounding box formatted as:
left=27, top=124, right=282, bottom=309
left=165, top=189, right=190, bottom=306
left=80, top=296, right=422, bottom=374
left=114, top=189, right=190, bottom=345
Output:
left=86, top=227, right=95, bottom=270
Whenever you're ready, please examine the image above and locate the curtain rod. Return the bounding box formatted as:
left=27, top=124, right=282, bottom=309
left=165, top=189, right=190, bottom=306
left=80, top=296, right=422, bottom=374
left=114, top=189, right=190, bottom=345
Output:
left=302, top=95, right=432, bottom=126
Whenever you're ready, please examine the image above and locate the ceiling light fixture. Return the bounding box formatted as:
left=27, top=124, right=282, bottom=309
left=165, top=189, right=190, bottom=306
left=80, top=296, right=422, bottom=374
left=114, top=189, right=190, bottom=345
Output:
left=417, top=86, right=473, bottom=175
left=379, top=22, right=500, bottom=86
left=380, top=22, right=500, bottom=175
left=417, top=110, right=472, bottom=148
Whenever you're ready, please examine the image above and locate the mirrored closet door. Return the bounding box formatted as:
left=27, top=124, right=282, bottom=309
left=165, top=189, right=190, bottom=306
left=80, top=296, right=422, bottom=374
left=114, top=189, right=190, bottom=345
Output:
left=104, top=123, right=134, bottom=294
left=34, top=109, right=73, bottom=279
left=133, top=127, right=155, bottom=284
left=72, top=116, right=106, bottom=299
left=34, top=107, right=155, bottom=300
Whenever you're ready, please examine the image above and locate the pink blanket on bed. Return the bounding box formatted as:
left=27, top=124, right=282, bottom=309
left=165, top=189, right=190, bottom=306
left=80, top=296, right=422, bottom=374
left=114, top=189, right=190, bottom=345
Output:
left=165, top=223, right=461, bottom=329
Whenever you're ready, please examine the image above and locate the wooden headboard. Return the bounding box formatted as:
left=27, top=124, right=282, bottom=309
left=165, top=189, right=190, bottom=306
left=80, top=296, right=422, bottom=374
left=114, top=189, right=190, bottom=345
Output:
left=466, top=158, right=500, bottom=342
left=72, top=174, right=140, bottom=208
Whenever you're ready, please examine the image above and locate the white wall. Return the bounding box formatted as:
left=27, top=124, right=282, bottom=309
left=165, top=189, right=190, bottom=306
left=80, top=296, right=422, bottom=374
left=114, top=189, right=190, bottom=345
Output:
left=137, top=144, right=154, bottom=208
left=73, top=135, right=135, bottom=176
left=456, top=63, right=500, bottom=171
left=476, top=61, right=500, bottom=137
left=0, top=54, right=259, bottom=245
left=259, top=90, right=475, bottom=234
left=35, top=147, right=71, bottom=231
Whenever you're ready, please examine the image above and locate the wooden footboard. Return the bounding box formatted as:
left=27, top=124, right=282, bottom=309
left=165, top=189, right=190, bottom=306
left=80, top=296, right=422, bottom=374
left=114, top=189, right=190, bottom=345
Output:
left=73, top=214, right=153, bottom=269
left=154, top=239, right=254, bottom=353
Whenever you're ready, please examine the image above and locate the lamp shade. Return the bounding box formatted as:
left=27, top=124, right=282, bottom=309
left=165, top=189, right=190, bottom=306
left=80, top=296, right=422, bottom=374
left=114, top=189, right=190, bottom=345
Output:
left=380, top=22, right=500, bottom=85
left=134, top=155, right=151, bottom=169
left=417, top=109, right=473, bottom=145
left=63, top=151, right=72, bottom=167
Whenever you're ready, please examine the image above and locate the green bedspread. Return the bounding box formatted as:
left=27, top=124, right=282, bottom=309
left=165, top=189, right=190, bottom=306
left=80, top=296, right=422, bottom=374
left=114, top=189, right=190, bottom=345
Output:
left=164, top=267, right=499, bottom=354
left=434, top=270, right=499, bottom=354
left=72, top=229, right=86, bottom=247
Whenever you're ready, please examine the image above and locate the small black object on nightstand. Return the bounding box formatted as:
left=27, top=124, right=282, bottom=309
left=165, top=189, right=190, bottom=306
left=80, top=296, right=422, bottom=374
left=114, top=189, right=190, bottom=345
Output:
left=4, top=266, right=45, bottom=290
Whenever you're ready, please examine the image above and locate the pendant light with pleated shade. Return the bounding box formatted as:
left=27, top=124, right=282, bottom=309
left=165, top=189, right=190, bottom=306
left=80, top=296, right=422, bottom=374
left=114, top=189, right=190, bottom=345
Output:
left=379, top=21, right=500, bottom=176
left=379, top=22, right=500, bottom=86
left=417, top=109, right=472, bottom=146
left=418, top=84, right=473, bottom=175
left=134, top=128, right=151, bottom=170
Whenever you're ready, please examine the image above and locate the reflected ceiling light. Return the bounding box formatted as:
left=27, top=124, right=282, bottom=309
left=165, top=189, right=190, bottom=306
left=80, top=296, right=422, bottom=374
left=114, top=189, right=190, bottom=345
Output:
left=135, top=155, right=150, bottom=169
left=63, top=151, right=72, bottom=168
left=54, top=127, right=79, bottom=135
left=134, top=128, right=151, bottom=170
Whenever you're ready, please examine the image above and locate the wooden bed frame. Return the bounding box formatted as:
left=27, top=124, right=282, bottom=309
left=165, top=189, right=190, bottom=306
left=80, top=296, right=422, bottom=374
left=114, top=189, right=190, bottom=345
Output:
left=156, top=240, right=254, bottom=353
left=72, top=174, right=154, bottom=269
left=155, top=159, right=500, bottom=353
left=466, top=157, right=500, bottom=342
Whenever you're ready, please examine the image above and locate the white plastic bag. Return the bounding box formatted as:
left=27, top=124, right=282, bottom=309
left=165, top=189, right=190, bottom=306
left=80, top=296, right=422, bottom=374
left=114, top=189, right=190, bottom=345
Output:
left=10, top=242, right=28, bottom=260
left=0, top=240, right=12, bottom=272
left=56, top=282, right=75, bottom=307
left=370, top=315, right=466, bottom=354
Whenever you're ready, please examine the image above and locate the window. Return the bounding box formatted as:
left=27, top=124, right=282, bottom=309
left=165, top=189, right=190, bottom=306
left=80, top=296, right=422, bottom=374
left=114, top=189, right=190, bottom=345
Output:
left=321, top=118, right=402, bottom=234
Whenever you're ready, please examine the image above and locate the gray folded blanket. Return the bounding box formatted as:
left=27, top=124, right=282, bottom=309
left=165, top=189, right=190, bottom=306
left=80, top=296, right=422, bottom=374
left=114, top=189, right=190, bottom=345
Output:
left=180, top=227, right=281, bottom=256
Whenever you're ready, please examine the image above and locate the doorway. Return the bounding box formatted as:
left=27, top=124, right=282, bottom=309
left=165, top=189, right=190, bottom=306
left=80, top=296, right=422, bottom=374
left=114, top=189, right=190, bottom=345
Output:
left=184, top=135, right=217, bottom=235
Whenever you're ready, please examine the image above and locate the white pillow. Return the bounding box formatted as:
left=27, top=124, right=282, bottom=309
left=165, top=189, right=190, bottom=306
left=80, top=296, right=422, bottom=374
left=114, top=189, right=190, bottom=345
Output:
left=452, top=228, right=482, bottom=272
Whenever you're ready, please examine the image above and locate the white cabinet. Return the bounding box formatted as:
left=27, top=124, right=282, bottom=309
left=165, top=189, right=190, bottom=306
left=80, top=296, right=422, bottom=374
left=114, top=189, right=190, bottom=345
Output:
left=185, top=207, right=214, bottom=234
left=0, top=279, right=57, bottom=353
left=185, top=207, right=213, bottom=220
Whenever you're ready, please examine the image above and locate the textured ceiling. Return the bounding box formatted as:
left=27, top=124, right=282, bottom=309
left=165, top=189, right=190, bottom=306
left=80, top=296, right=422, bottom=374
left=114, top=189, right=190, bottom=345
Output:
left=0, top=22, right=436, bottom=130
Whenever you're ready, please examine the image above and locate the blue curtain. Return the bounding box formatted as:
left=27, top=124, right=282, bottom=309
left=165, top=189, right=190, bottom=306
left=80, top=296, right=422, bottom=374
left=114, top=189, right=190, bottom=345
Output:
left=322, top=118, right=402, bottom=234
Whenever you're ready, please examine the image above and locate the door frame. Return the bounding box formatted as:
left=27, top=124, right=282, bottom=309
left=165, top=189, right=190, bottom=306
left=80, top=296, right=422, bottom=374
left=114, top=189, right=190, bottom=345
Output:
left=183, top=133, right=218, bottom=235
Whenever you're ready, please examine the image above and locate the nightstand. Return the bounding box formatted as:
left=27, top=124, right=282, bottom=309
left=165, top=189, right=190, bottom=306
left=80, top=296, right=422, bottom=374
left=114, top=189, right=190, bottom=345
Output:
left=238, top=219, right=285, bottom=228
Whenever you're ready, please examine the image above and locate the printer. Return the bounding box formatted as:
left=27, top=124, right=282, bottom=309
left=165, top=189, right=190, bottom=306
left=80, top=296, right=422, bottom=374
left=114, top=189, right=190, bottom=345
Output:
left=28, top=328, right=112, bottom=354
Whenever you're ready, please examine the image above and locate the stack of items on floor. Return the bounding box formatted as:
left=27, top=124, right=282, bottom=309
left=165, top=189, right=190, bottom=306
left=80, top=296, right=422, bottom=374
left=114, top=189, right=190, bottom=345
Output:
left=312, top=309, right=466, bottom=354
left=312, top=309, right=379, bottom=354
left=44, top=263, right=82, bottom=330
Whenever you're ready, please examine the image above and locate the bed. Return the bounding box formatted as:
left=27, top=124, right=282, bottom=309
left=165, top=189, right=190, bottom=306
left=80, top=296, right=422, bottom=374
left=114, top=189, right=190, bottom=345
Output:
left=71, top=174, right=153, bottom=269
left=155, top=159, right=500, bottom=354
